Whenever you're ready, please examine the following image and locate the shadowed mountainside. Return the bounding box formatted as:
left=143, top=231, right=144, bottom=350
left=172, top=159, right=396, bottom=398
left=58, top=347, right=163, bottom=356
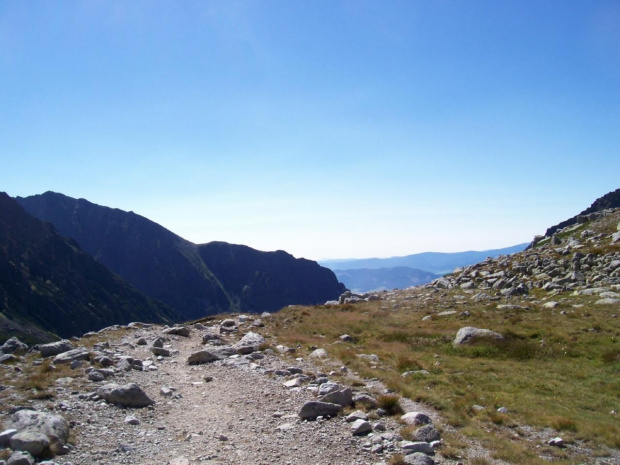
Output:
left=0, top=193, right=179, bottom=343
left=199, top=242, right=347, bottom=312
left=16, top=192, right=346, bottom=319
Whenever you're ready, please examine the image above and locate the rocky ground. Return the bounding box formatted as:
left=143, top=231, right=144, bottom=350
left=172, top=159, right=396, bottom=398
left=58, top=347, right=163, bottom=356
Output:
left=1, top=209, right=619, bottom=465
left=0, top=316, right=472, bottom=465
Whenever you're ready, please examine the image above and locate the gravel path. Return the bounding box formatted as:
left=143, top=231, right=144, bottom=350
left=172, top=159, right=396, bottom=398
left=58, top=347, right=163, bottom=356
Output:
left=56, top=325, right=404, bottom=465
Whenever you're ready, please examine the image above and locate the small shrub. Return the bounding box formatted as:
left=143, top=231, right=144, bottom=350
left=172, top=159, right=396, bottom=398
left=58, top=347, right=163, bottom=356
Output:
left=377, top=394, right=404, bottom=415
left=399, top=425, right=415, bottom=441
left=551, top=417, right=578, bottom=432
left=388, top=453, right=406, bottom=465
left=396, top=355, right=423, bottom=372
left=470, top=458, right=493, bottom=465
left=257, top=342, right=272, bottom=351
left=601, top=348, right=620, bottom=364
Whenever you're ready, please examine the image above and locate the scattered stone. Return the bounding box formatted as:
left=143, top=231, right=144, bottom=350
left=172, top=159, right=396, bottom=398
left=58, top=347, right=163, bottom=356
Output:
left=401, top=412, right=432, bottom=426
left=233, top=332, right=265, bottom=354
left=548, top=437, right=564, bottom=447
left=453, top=327, right=503, bottom=346
left=401, top=440, right=435, bottom=455
left=353, top=393, right=379, bottom=409
left=283, top=378, right=301, bottom=388
left=309, top=348, right=328, bottom=359
left=413, top=425, right=441, bottom=442
left=0, top=428, right=18, bottom=447
left=187, top=350, right=220, bottom=365
left=320, top=388, right=353, bottom=407
left=151, top=347, right=171, bottom=357
left=39, top=340, right=74, bottom=357
left=96, top=383, right=155, bottom=408
left=350, top=419, right=372, bottom=435
left=317, top=382, right=341, bottom=396
left=339, top=334, right=353, bottom=342
left=7, top=451, right=35, bottom=465
left=124, top=416, right=140, bottom=425
left=0, top=337, right=28, bottom=355
left=298, top=401, right=342, bottom=420
left=162, top=326, right=191, bottom=337
left=10, top=430, right=50, bottom=456
left=6, top=410, right=70, bottom=449
left=53, top=348, right=89, bottom=365
left=345, top=410, right=368, bottom=423
left=0, top=354, right=18, bottom=364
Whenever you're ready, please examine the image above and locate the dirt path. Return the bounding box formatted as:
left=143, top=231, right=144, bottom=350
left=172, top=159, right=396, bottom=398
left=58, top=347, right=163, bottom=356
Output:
left=63, top=325, right=405, bottom=465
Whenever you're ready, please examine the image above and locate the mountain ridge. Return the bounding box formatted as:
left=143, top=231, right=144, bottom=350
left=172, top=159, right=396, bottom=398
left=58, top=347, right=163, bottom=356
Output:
left=544, top=188, right=620, bottom=238
left=0, top=192, right=179, bottom=343
left=16, top=191, right=346, bottom=320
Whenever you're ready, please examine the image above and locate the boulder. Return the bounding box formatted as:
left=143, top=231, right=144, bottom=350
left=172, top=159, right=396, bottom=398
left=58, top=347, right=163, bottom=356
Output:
left=345, top=410, right=368, bottom=422
left=96, top=383, right=155, bottom=408
left=151, top=347, right=171, bottom=357
left=233, top=332, right=265, bottom=354
left=350, top=419, right=372, bottom=435
left=7, top=451, right=35, bottom=465
left=0, top=428, right=18, bottom=447
left=413, top=425, right=441, bottom=443
left=187, top=350, right=219, bottom=365
left=401, top=412, right=432, bottom=426
left=353, top=393, right=379, bottom=409
left=401, top=441, right=435, bottom=455
left=298, top=401, right=342, bottom=420
left=317, top=382, right=341, bottom=396
left=162, top=326, right=190, bottom=337
left=53, top=347, right=89, bottom=365
left=309, top=348, right=328, bottom=359
left=39, top=340, right=74, bottom=357
left=433, top=277, right=452, bottom=289
left=453, top=327, right=503, bottom=346
left=0, top=337, right=28, bottom=355
left=320, top=388, right=353, bottom=407
left=10, top=431, right=50, bottom=456
left=6, top=410, right=69, bottom=449
left=0, top=353, right=19, bottom=364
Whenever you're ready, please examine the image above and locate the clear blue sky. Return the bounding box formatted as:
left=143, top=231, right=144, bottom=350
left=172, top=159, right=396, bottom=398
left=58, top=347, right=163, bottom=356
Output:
left=1, top=1, right=619, bottom=260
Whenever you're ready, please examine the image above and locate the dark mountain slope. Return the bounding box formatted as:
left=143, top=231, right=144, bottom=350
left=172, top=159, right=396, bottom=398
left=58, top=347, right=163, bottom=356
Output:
left=545, top=188, right=620, bottom=237
left=17, top=192, right=233, bottom=320
left=17, top=192, right=346, bottom=318
left=0, top=193, right=178, bottom=343
left=198, top=242, right=347, bottom=313
left=333, top=266, right=440, bottom=294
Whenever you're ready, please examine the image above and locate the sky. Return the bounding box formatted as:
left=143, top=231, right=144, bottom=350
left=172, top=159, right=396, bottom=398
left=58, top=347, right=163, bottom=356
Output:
left=1, top=1, right=619, bottom=260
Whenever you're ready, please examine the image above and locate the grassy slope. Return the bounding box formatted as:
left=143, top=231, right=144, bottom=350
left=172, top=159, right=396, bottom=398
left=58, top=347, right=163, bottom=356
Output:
left=263, top=215, right=620, bottom=464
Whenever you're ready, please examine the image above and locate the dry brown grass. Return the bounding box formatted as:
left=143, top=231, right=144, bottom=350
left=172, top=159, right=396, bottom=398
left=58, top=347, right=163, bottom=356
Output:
left=264, top=282, right=620, bottom=462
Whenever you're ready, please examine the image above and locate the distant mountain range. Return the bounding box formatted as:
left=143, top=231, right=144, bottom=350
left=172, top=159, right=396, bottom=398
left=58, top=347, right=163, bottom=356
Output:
left=320, top=243, right=529, bottom=276
left=0, top=193, right=179, bottom=343
left=333, top=267, right=440, bottom=294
